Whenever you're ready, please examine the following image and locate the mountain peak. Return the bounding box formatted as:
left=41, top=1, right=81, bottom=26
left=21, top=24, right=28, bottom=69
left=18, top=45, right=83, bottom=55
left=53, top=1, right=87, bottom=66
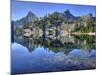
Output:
left=63, top=10, right=75, bottom=20
left=64, top=10, right=71, bottom=14
left=27, top=11, right=35, bottom=17
left=25, top=11, right=37, bottom=23
left=88, top=13, right=93, bottom=17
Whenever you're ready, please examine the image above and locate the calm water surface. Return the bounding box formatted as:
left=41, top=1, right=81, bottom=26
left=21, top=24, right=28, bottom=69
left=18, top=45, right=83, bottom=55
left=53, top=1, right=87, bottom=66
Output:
left=11, top=35, right=96, bottom=74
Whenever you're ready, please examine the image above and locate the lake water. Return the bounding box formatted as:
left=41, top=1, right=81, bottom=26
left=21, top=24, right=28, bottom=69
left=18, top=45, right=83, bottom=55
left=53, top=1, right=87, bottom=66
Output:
left=11, top=34, right=96, bottom=74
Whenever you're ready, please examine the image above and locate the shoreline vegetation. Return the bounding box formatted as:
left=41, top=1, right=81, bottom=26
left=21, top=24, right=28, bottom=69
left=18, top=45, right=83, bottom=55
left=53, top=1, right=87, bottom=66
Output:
left=12, top=10, right=96, bottom=43
left=12, top=10, right=96, bottom=37
left=69, top=32, right=96, bottom=35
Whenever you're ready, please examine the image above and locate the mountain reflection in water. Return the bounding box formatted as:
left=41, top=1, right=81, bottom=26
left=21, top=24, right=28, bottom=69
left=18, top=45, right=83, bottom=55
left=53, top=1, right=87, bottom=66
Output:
left=11, top=34, right=96, bottom=74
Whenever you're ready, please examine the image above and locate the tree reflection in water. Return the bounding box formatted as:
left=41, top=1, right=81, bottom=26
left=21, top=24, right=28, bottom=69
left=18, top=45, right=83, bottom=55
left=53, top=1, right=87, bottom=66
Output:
left=13, top=29, right=96, bottom=54
left=12, top=28, right=96, bottom=74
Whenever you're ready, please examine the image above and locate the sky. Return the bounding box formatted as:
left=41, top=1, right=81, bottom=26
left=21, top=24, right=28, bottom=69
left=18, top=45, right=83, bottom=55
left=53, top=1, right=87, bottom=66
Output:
left=12, top=0, right=96, bottom=21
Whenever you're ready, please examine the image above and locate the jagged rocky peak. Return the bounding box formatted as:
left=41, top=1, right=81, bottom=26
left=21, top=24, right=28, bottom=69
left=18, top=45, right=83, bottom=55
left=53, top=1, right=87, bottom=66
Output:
left=81, top=13, right=93, bottom=21
left=26, top=10, right=37, bottom=21
left=64, top=10, right=70, bottom=14
left=64, top=10, right=73, bottom=16
left=27, top=11, right=35, bottom=17
left=85, top=13, right=93, bottom=18
left=63, top=9, right=75, bottom=20
left=13, top=11, right=38, bottom=29
left=88, top=13, right=93, bottom=17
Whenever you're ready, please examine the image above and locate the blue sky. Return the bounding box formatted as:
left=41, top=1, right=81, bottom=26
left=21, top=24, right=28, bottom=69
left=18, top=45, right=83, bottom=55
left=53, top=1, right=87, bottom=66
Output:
left=12, top=0, right=96, bottom=21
